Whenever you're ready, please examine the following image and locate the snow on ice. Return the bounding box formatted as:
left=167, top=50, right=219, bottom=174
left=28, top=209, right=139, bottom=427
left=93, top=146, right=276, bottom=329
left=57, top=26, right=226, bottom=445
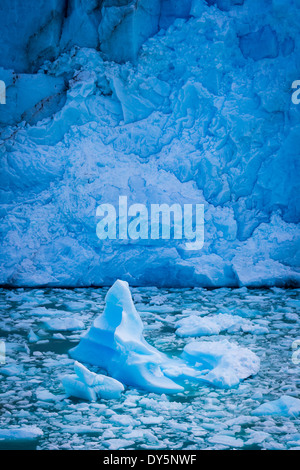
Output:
left=182, top=339, right=260, bottom=388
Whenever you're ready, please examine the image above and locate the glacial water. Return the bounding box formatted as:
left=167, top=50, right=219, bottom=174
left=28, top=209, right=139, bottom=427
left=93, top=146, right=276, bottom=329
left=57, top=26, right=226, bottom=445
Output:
left=0, top=287, right=299, bottom=450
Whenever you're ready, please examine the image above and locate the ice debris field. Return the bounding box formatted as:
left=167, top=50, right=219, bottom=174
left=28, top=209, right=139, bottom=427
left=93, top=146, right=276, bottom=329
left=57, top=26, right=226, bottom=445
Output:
left=0, top=282, right=299, bottom=450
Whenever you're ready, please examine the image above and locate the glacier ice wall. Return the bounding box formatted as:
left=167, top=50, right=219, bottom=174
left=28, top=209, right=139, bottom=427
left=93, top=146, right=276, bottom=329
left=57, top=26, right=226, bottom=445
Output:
left=0, top=0, right=299, bottom=287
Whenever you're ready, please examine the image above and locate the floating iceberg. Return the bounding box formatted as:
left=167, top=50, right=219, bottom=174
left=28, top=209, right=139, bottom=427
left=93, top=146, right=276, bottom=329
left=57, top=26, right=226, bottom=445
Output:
left=70, top=280, right=260, bottom=393
left=70, top=280, right=184, bottom=394
left=182, top=339, right=260, bottom=389
left=62, top=361, right=124, bottom=402
left=253, top=396, right=300, bottom=418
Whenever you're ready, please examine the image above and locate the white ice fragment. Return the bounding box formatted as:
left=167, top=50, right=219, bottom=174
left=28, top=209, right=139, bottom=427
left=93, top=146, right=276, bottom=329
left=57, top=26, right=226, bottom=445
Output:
left=28, top=329, right=39, bottom=343
left=36, top=389, right=58, bottom=402
left=253, top=395, right=300, bottom=417
left=62, top=361, right=124, bottom=402
left=0, top=364, right=24, bottom=377
left=208, top=434, right=244, bottom=448
left=109, top=414, right=137, bottom=427
left=176, top=313, right=266, bottom=337
left=104, top=439, right=135, bottom=450
left=53, top=333, right=66, bottom=340
left=0, top=426, right=43, bottom=441
left=43, top=318, right=85, bottom=331
left=182, top=339, right=260, bottom=389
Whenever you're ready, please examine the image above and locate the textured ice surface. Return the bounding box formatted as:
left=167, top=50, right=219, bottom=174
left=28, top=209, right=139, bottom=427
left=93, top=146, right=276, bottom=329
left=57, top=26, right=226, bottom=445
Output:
left=0, top=286, right=299, bottom=449
left=42, top=318, right=85, bottom=332
left=0, top=1, right=192, bottom=72
left=99, top=0, right=161, bottom=63
left=0, top=0, right=299, bottom=287
left=253, top=395, right=300, bottom=418
left=176, top=313, right=269, bottom=337
left=0, top=426, right=43, bottom=441
left=182, top=339, right=260, bottom=388
left=0, top=1, right=66, bottom=72
left=70, top=280, right=259, bottom=393
left=62, top=361, right=124, bottom=401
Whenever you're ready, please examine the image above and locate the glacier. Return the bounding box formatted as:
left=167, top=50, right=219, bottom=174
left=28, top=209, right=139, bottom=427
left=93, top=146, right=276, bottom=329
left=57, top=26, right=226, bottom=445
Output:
left=70, top=279, right=260, bottom=392
left=0, top=0, right=299, bottom=287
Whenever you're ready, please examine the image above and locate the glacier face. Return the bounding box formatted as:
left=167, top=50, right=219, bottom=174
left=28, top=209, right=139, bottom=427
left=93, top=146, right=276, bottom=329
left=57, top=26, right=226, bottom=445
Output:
left=0, top=0, right=299, bottom=287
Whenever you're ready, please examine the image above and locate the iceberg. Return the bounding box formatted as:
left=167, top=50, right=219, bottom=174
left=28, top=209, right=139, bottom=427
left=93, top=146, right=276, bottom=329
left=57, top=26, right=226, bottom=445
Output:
left=70, top=280, right=260, bottom=392
left=62, top=361, right=124, bottom=402
left=70, top=280, right=184, bottom=394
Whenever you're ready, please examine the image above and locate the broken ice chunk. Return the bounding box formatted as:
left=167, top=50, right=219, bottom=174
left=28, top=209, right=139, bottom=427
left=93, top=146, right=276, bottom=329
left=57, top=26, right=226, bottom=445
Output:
left=43, top=318, right=84, bottom=331
left=28, top=329, right=39, bottom=343
left=62, top=361, right=124, bottom=402
left=252, top=395, right=300, bottom=417
left=176, top=313, right=267, bottom=337
left=182, top=339, right=260, bottom=389
left=0, top=427, right=43, bottom=441
left=70, top=280, right=260, bottom=393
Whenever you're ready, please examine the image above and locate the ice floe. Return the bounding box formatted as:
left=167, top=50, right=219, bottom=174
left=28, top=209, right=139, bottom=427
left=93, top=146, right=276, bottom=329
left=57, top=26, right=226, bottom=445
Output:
left=176, top=313, right=269, bottom=337
left=0, top=427, right=43, bottom=441
left=253, top=396, right=300, bottom=418
left=43, top=318, right=85, bottom=332
left=62, top=361, right=124, bottom=402
left=182, top=339, right=260, bottom=389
